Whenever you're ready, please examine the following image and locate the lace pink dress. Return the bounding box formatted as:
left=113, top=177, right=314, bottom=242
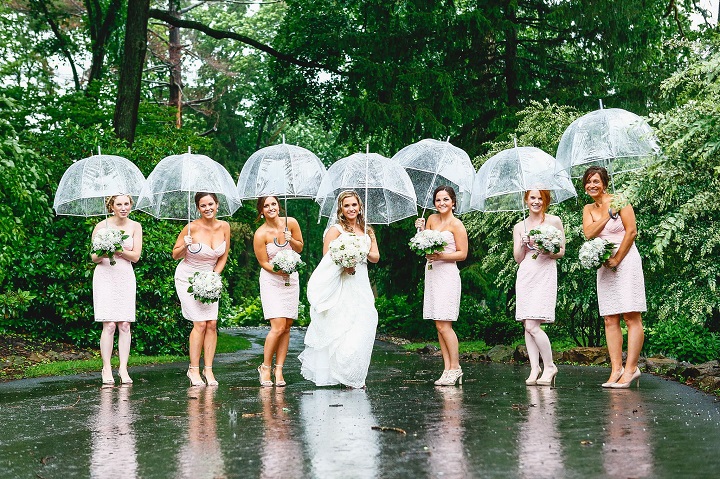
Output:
left=174, top=241, right=226, bottom=321
left=515, top=240, right=557, bottom=323
left=423, top=230, right=461, bottom=321
left=93, top=233, right=136, bottom=322
left=597, top=217, right=646, bottom=316
left=260, top=242, right=300, bottom=320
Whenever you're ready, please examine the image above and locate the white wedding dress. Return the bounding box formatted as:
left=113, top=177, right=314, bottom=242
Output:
left=299, top=224, right=378, bottom=388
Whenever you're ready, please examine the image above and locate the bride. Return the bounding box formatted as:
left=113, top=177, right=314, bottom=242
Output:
left=299, top=190, right=380, bottom=388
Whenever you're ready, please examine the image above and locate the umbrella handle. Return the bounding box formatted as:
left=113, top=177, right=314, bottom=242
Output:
left=273, top=227, right=290, bottom=248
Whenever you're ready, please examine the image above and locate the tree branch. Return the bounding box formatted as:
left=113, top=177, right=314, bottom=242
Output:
left=148, top=8, right=342, bottom=74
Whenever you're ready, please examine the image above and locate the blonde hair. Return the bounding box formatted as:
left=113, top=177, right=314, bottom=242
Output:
left=105, top=194, right=133, bottom=213
left=335, top=190, right=374, bottom=235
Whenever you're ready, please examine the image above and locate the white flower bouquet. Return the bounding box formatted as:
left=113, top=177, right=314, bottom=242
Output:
left=578, top=238, right=616, bottom=269
left=528, top=225, right=563, bottom=260
left=409, top=229, right=448, bottom=269
left=271, top=250, right=306, bottom=286
left=187, top=271, right=223, bottom=303
left=328, top=234, right=367, bottom=274
left=92, top=228, right=129, bottom=266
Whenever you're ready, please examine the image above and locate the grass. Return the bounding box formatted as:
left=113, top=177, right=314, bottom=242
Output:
left=402, top=337, right=581, bottom=355
left=21, top=332, right=251, bottom=379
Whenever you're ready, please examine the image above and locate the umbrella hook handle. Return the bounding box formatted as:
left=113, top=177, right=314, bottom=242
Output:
left=273, top=227, right=290, bottom=248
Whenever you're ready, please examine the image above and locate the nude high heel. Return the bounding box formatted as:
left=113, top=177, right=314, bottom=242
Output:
left=536, top=365, right=558, bottom=387
left=436, top=368, right=463, bottom=386
left=525, top=369, right=541, bottom=386
left=186, top=366, right=205, bottom=387
left=609, top=367, right=641, bottom=389
left=434, top=370, right=449, bottom=386
left=274, top=364, right=286, bottom=387
left=601, top=367, right=624, bottom=388
left=257, top=364, right=273, bottom=387
left=202, top=366, right=219, bottom=386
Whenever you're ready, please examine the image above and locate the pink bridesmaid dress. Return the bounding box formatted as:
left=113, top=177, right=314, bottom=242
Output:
left=423, top=230, right=461, bottom=321
left=260, top=242, right=300, bottom=320
left=174, top=241, right=226, bottom=321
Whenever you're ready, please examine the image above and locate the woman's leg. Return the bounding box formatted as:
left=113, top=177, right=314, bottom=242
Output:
left=604, top=314, right=624, bottom=383
left=188, top=321, right=207, bottom=382
left=435, top=321, right=460, bottom=370
left=619, top=312, right=644, bottom=383
left=202, top=321, right=218, bottom=383
left=262, top=317, right=288, bottom=383
left=523, top=320, right=542, bottom=381
left=525, top=320, right=556, bottom=381
left=117, top=321, right=132, bottom=382
left=100, top=322, right=116, bottom=382
left=273, top=319, right=294, bottom=384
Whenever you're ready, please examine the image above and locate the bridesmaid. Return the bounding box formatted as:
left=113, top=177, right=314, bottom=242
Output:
left=91, top=194, right=143, bottom=385
left=582, top=166, right=646, bottom=388
left=172, top=192, right=231, bottom=387
left=512, top=189, right=565, bottom=386
left=253, top=196, right=304, bottom=387
left=414, top=186, right=468, bottom=386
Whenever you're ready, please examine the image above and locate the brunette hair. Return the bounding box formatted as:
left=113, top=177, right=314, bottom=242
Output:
left=105, top=194, right=133, bottom=213
left=434, top=185, right=457, bottom=211
left=256, top=196, right=285, bottom=221
left=524, top=189, right=552, bottom=222
left=336, top=190, right=374, bottom=235
left=194, top=192, right=219, bottom=207
left=582, top=166, right=610, bottom=190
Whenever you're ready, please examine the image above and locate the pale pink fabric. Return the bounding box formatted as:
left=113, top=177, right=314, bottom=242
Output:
left=515, top=243, right=557, bottom=323
left=174, top=242, right=226, bottom=321
left=260, top=242, right=300, bottom=320
left=93, top=235, right=136, bottom=322
left=423, top=230, right=461, bottom=321
left=597, top=217, right=647, bottom=316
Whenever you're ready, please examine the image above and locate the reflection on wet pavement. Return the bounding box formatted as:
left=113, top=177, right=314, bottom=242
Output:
left=1, top=327, right=719, bottom=479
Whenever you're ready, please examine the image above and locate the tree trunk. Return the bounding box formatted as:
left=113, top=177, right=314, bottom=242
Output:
left=168, top=0, right=183, bottom=128
left=503, top=0, right=520, bottom=108
left=114, top=0, right=150, bottom=144
left=85, top=0, right=123, bottom=86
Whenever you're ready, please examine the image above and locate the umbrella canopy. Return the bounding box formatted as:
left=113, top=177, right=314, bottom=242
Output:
left=136, top=152, right=242, bottom=220
left=470, top=146, right=576, bottom=212
left=237, top=141, right=326, bottom=200
left=392, top=138, right=475, bottom=214
left=315, top=152, right=417, bottom=225
left=53, top=154, right=146, bottom=216
left=556, top=106, right=661, bottom=179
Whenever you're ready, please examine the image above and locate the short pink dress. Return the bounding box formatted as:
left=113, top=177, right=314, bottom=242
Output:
left=174, top=242, right=226, bottom=322
left=93, top=233, right=136, bottom=322
left=423, top=230, right=461, bottom=321
left=515, top=241, right=557, bottom=323
left=260, top=242, right=300, bottom=320
left=597, top=217, right=647, bottom=316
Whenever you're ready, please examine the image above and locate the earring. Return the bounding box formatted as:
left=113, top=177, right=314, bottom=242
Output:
left=261, top=214, right=264, bottom=218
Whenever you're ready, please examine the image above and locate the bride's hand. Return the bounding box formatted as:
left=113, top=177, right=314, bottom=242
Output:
left=344, top=266, right=356, bottom=275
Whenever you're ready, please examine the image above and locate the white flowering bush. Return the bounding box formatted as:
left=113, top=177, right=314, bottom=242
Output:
left=528, top=224, right=563, bottom=259
left=271, top=250, right=306, bottom=286
left=328, top=234, right=367, bottom=273
left=409, top=229, right=448, bottom=269
left=92, top=228, right=128, bottom=265
left=188, top=271, right=223, bottom=303
left=578, top=238, right=615, bottom=269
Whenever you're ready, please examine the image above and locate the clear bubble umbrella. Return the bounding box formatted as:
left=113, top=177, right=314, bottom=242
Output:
left=237, top=136, right=326, bottom=246
left=314, top=150, right=417, bottom=231
left=470, top=141, right=576, bottom=230
left=555, top=101, right=661, bottom=181
left=53, top=150, right=146, bottom=216
left=392, top=138, right=475, bottom=215
left=136, top=150, right=242, bottom=222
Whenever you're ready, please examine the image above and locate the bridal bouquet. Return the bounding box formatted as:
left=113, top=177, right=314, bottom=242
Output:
left=408, top=230, right=447, bottom=269
left=528, top=225, right=563, bottom=260
left=188, top=271, right=223, bottom=303
left=92, top=228, right=128, bottom=266
left=328, top=234, right=367, bottom=274
left=578, top=238, right=616, bottom=269
left=271, top=250, right=306, bottom=286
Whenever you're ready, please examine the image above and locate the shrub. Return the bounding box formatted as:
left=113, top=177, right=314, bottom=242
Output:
left=644, top=318, right=720, bottom=364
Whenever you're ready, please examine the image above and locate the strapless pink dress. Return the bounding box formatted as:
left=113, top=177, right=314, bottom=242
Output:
left=93, top=234, right=136, bottom=322
left=259, top=242, right=300, bottom=319
left=174, top=241, right=226, bottom=321
left=423, top=230, right=461, bottom=321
